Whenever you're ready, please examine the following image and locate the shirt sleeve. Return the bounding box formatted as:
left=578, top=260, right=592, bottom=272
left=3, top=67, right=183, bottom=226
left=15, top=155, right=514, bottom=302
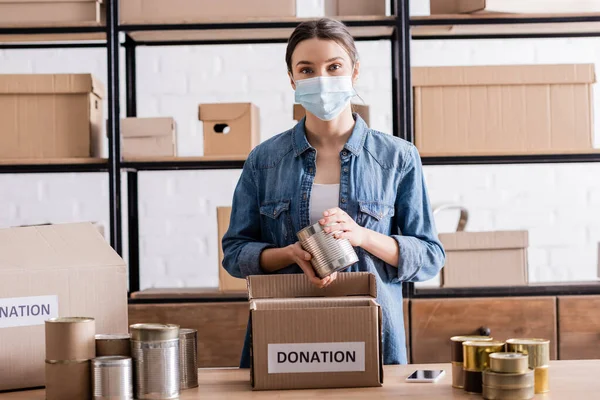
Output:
left=221, top=152, right=275, bottom=278
left=391, top=144, right=446, bottom=283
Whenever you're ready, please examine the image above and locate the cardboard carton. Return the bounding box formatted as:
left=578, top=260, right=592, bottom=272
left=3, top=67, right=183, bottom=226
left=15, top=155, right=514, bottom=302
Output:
left=324, top=0, right=386, bottom=16
left=412, top=64, right=596, bottom=156
left=120, top=0, right=296, bottom=24
left=430, top=0, right=600, bottom=14
left=0, top=1, right=102, bottom=25
left=439, top=230, right=529, bottom=288
left=0, top=222, right=128, bottom=391
left=217, top=207, right=247, bottom=293
left=121, top=117, right=177, bottom=159
left=249, top=272, right=382, bottom=390
left=199, top=103, right=260, bottom=158
left=293, top=103, right=371, bottom=126
left=0, top=74, right=105, bottom=160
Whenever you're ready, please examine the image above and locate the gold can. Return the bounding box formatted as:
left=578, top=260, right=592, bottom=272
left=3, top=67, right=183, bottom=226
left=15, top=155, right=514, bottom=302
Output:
left=489, top=352, right=529, bottom=374
left=506, top=338, right=550, bottom=368
left=482, top=385, right=535, bottom=400
left=450, top=336, right=493, bottom=363
left=534, top=365, right=550, bottom=394
left=483, top=369, right=534, bottom=389
left=451, top=361, right=464, bottom=389
left=463, top=341, right=506, bottom=372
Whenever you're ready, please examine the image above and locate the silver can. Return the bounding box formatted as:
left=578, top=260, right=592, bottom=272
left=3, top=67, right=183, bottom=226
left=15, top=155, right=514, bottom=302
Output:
left=92, top=356, right=133, bottom=400
left=130, top=323, right=180, bottom=400
left=297, top=222, right=359, bottom=278
left=179, top=328, right=199, bottom=390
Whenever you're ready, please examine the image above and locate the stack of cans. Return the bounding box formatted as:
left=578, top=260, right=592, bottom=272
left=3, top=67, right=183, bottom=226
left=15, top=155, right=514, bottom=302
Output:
left=450, top=336, right=493, bottom=389
left=462, top=340, right=506, bottom=394
left=506, top=338, right=551, bottom=394
left=483, top=353, right=534, bottom=400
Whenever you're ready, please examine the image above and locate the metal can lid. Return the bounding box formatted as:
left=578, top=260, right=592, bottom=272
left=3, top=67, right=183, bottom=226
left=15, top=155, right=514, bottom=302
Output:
left=506, top=338, right=550, bottom=345
left=463, top=340, right=505, bottom=347
left=46, top=317, right=95, bottom=324
left=95, top=334, right=131, bottom=340
left=130, top=323, right=179, bottom=341
left=490, top=352, right=528, bottom=360
left=451, top=335, right=493, bottom=343
left=93, top=356, right=132, bottom=367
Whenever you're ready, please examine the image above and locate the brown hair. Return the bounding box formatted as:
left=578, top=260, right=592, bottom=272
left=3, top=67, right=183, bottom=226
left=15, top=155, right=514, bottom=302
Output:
left=285, top=18, right=358, bottom=73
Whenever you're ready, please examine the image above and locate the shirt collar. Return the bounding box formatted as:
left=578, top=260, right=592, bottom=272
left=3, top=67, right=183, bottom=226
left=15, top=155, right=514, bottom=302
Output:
left=292, top=113, right=368, bottom=157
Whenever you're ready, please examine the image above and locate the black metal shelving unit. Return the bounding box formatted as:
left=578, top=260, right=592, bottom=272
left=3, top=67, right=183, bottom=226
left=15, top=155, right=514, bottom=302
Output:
left=3, top=0, right=600, bottom=301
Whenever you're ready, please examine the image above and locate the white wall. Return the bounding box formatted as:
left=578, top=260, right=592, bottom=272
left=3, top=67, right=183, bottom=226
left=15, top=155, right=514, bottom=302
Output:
left=1, top=0, right=599, bottom=289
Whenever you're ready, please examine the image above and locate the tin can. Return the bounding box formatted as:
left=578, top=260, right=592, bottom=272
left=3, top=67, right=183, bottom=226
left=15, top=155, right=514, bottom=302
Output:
left=179, top=328, right=199, bottom=390
left=45, top=317, right=96, bottom=361
left=130, top=323, right=180, bottom=400
left=96, top=334, right=131, bottom=357
left=297, top=222, right=359, bottom=278
left=92, top=356, right=133, bottom=400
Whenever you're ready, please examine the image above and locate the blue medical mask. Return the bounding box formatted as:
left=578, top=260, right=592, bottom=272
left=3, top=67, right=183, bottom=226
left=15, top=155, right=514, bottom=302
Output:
left=294, top=75, right=357, bottom=121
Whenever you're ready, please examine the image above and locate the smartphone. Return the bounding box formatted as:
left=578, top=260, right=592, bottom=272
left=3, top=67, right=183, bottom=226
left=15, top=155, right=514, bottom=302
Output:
left=405, top=369, right=446, bottom=383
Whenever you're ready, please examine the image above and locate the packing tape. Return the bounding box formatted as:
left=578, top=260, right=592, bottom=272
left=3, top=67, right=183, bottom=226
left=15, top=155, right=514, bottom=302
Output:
left=463, top=341, right=506, bottom=372
left=489, top=352, right=529, bottom=374
left=464, top=369, right=483, bottom=394
left=482, top=384, right=535, bottom=400
left=534, top=365, right=550, bottom=394
left=451, top=361, right=464, bottom=389
left=483, top=369, right=534, bottom=389
left=506, top=338, right=550, bottom=368
left=450, top=335, right=493, bottom=363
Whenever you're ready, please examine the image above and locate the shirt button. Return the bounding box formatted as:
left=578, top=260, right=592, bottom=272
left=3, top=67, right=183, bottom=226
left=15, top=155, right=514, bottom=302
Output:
left=342, top=151, right=348, bottom=156
left=343, top=167, right=349, bottom=173
left=273, top=210, right=277, bottom=216
left=303, top=193, right=307, bottom=200
left=309, top=168, right=314, bottom=174
left=341, top=198, right=347, bottom=203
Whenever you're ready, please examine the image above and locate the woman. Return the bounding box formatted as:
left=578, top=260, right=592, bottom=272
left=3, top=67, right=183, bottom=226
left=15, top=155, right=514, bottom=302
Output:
left=222, top=18, right=445, bottom=367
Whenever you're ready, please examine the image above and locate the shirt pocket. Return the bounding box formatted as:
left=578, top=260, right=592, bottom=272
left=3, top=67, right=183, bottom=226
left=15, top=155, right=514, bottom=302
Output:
left=358, top=201, right=395, bottom=234
left=259, top=199, right=294, bottom=245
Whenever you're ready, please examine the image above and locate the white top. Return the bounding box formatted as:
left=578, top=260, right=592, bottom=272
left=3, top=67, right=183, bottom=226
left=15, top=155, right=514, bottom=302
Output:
left=309, top=183, right=340, bottom=225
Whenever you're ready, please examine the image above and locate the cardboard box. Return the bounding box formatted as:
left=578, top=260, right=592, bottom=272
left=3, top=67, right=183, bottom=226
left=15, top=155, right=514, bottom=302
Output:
left=121, top=117, right=177, bottom=159
left=199, top=103, right=260, bottom=158
left=0, top=222, right=128, bottom=391
left=0, top=73, right=105, bottom=160
left=217, top=206, right=247, bottom=293
left=120, top=0, right=296, bottom=24
left=293, top=103, right=371, bottom=126
left=413, top=64, right=596, bottom=156
left=439, top=230, right=529, bottom=288
left=0, top=1, right=102, bottom=25
left=248, top=272, right=382, bottom=390
left=430, top=0, right=600, bottom=14
left=324, top=0, right=386, bottom=16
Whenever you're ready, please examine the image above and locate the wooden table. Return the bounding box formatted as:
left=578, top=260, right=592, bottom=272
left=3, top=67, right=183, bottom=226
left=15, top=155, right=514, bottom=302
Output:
left=2, top=360, right=598, bottom=399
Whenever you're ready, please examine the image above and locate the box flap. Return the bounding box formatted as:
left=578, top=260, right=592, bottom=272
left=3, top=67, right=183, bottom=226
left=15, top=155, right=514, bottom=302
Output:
left=0, top=222, right=125, bottom=271
left=121, top=117, right=175, bottom=138
left=0, top=74, right=105, bottom=98
left=412, top=64, right=596, bottom=87
left=439, top=230, right=529, bottom=251
left=198, top=102, right=252, bottom=122
left=248, top=272, right=376, bottom=300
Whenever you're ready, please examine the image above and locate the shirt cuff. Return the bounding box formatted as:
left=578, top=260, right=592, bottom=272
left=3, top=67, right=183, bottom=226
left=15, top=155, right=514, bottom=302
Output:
left=392, top=235, right=424, bottom=282
left=238, top=242, right=275, bottom=277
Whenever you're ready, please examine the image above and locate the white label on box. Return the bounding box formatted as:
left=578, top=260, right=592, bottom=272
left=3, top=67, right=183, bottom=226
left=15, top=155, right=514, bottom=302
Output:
left=268, top=342, right=365, bottom=373
left=0, top=295, right=59, bottom=328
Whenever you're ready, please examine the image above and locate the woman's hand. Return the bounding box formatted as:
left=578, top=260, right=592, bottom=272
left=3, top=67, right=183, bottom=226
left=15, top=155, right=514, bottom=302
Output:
left=320, top=207, right=366, bottom=247
left=287, top=242, right=338, bottom=289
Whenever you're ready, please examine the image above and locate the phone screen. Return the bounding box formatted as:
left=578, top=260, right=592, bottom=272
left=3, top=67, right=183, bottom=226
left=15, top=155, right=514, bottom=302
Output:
left=407, top=370, right=444, bottom=380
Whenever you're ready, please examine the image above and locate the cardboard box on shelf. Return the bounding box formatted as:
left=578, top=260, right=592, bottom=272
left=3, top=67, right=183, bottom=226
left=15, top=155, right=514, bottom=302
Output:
left=120, top=0, right=296, bottom=24
left=249, top=272, right=382, bottom=390
left=0, top=222, right=128, bottom=391
left=0, top=1, right=102, bottom=25
left=324, top=0, right=386, bottom=16
left=430, top=0, right=600, bottom=14
left=412, top=64, right=596, bottom=157
left=439, top=230, right=529, bottom=288
left=0, top=73, right=105, bottom=160
left=293, top=103, right=371, bottom=126
left=217, top=206, right=247, bottom=293
left=121, top=117, right=177, bottom=159
left=199, top=103, right=260, bottom=158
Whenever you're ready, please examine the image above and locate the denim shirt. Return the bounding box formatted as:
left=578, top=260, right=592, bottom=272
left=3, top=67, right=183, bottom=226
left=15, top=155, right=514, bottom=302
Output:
left=222, top=114, right=445, bottom=367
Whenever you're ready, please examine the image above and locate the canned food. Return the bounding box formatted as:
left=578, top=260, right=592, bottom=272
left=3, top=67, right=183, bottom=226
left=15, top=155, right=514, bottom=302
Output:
left=297, top=222, right=359, bottom=278
left=45, top=317, right=96, bottom=361
left=179, top=328, right=199, bottom=390
left=130, top=323, right=180, bottom=400
left=92, top=356, right=133, bottom=400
